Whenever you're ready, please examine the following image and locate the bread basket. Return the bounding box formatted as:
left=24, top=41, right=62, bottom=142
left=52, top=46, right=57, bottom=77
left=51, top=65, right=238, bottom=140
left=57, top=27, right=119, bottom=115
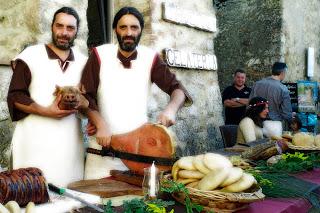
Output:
left=163, top=175, right=265, bottom=212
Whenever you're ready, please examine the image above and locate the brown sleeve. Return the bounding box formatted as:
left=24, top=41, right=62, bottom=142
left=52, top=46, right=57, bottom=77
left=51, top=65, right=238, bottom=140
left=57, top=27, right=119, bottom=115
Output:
left=7, top=60, right=34, bottom=121
left=80, top=48, right=100, bottom=111
left=151, top=54, right=193, bottom=106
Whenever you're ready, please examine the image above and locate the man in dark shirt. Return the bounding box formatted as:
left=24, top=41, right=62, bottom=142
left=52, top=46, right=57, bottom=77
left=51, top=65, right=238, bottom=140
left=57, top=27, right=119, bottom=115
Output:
left=222, top=69, right=251, bottom=125
left=81, top=6, right=192, bottom=179
left=6, top=7, right=87, bottom=186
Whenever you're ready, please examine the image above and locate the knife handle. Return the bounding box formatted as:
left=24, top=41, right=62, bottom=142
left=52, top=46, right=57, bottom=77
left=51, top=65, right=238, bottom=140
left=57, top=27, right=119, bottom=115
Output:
left=48, top=183, right=65, bottom=195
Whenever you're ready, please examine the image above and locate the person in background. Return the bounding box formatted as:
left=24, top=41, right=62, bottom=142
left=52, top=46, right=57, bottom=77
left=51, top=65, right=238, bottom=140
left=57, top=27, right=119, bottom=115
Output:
left=7, top=7, right=87, bottom=187
left=81, top=6, right=192, bottom=179
left=249, top=62, right=293, bottom=127
left=290, top=116, right=302, bottom=134
left=237, top=97, right=269, bottom=144
left=222, top=69, right=251, bottom=125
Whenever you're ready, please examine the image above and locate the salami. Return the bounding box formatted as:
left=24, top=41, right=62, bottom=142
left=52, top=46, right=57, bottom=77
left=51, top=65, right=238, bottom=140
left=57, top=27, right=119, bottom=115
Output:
left=0, top=168, right=49, bottom=206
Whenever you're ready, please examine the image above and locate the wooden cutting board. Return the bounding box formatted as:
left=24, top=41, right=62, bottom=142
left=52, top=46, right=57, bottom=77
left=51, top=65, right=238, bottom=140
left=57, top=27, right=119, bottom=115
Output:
left=67, top=178, right=143, bottom=198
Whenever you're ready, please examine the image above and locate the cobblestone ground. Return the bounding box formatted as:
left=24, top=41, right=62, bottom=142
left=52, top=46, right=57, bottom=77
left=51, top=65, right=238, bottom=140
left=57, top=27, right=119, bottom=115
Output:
left=0, top=119, right=13, bottom=169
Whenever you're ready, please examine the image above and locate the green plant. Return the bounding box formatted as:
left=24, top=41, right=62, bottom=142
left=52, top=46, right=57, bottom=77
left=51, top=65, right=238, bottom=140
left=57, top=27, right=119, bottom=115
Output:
left=161, top=179, right=204, bottom=213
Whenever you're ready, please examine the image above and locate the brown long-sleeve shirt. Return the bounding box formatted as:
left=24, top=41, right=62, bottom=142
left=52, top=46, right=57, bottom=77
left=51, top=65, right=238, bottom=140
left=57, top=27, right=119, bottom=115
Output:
left=80, top=47, right=192, bottom=111
left=7, top=45, right=75, bottom=121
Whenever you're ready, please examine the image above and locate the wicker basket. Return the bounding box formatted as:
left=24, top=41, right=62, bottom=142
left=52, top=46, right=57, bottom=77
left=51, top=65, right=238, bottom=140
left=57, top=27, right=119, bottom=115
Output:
left=287, top=143, right=320, bottom=151
left=163, top=175, right=265, bottom=212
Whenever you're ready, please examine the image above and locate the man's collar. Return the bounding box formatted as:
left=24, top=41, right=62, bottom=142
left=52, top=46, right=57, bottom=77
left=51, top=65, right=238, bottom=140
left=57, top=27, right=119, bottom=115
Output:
left=117, top=49, right=137, bottom=68
left=45, top=44, right=75, bottom=61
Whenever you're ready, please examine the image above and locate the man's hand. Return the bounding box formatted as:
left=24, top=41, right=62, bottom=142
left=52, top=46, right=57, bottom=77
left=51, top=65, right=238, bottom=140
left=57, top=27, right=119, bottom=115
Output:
left=44, top=94, right=77, bottom=118
left=96, top=127, right=112, bottom=147
left=87, top=110, right=112, bottom=147
left=157, top=108, right=176, bottom=127
left=14, top=94, right=76, bottom=119
left=86, top=121, right=97, bottom=136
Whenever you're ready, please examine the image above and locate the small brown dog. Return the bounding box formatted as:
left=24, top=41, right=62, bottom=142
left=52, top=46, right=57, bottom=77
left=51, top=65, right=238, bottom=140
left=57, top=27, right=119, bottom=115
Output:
left=53, top=85, right=89, bottom=110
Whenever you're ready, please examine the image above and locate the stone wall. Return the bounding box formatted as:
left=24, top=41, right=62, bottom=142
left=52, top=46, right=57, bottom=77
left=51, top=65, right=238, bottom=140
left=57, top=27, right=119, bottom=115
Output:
left=283, top=0, right=320, bottom=82
left=0, top=0, right=88, bottom=169
left=215, top=0, right=283, bottom=90
left=114, top=0, right=224, bottom=155
left=215, top=0, right=320, bottom=91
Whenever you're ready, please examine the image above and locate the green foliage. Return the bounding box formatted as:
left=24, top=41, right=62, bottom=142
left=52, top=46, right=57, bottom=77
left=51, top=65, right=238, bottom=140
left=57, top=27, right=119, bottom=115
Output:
left=161, top=179, right=204, bottom=213
left=104, top=200, right=113, bottom=213
left=146, top=203, right=174, bottom=213
left=255, top=152, right=320, bottom=173
left=123, top=199, right=146, bottom=213
left=103, top=198, right=175, bottom=213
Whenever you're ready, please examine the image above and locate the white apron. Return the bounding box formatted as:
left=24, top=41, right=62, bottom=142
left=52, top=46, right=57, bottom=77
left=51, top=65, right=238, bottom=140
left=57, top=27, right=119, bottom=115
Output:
left=11, top=44, right=87, bottom=187
left=84, top=44, right=156, bottom=179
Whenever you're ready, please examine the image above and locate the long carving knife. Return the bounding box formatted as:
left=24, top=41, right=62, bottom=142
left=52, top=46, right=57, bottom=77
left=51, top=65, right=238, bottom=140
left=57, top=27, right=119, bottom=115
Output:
left=48, top=183, right=104, bottom=212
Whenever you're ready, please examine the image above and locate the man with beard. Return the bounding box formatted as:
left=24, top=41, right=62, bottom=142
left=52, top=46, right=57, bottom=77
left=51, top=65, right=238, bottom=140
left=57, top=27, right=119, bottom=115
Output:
left=7, top=7, right=88, bottom=187
left=81, top=6, right=192, bottom=179
left=222, top=69, right=251, bottom=125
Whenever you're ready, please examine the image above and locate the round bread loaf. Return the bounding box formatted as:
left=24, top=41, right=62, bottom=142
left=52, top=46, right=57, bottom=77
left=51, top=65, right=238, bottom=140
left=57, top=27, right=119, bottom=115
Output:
left=177, top=156, right=196, bottom=171
left=292, top=133, right=314, bottom=147
left=178, top=170, right=205, bottom=179
left=198, top=168, right=230, bottom=191
left=0, top=203, right=9, bottom=213
left=222, top=173, right=255, bottom=192
left=315, top=134, right=320, bottom=147
left=220, top=167, right=244, bottom=187
left=26, top=202, right=35, bottom=213
left=5, top=201, right=20, bottom=213
left=177, top=178, right=199, bottom=185
left=193, top=155, right=211, bottom=174
left=203, top=153, right=233, bottom=172
left=186, top=181, right=199, bottom=188
left=171, top=160, right=180, bottom=181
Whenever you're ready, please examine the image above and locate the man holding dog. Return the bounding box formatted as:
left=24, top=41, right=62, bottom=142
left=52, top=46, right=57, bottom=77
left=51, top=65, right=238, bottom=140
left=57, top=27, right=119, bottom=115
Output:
left=81, top=6, right=192, bottom=179
left=7, top=7, right=87, bottom=187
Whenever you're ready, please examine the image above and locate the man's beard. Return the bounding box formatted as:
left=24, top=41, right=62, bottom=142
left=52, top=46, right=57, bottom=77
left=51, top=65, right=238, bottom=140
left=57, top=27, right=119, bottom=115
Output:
left=116, top=33, right=141, bottom=52
left=52, top=33, right=76, bottom=50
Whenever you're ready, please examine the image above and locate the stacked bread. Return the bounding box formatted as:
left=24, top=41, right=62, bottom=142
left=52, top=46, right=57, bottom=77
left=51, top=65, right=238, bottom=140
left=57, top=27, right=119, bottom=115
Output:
left=172, top=153, right=257, bottom=192
left=292, top=133, right=320, bottom=147
left=0, top=201, right=35, bottom=213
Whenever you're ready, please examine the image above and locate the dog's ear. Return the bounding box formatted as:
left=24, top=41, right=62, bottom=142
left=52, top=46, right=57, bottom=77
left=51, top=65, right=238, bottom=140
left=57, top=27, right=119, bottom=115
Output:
left=53, top=85, right=61, bottom=96
left=78, top=83, right=86, bottom=94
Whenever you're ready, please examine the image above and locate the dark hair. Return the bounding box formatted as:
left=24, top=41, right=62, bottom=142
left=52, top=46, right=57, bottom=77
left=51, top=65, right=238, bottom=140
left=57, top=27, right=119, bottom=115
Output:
left=112, top=7, right=144, bottom=30
left=234, top=68, right=246, bottom=76
left=272, top=62, right=287, bottom=76
left=291, top=116, right=302, bottom=129
left=51, top=7, right=80, bottom=29
left=245, top=97, right=268, bottom=127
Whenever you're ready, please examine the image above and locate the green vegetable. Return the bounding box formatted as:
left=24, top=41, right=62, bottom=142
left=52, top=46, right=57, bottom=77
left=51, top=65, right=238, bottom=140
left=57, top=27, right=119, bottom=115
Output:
left=161, top=179, right=204, bottom=213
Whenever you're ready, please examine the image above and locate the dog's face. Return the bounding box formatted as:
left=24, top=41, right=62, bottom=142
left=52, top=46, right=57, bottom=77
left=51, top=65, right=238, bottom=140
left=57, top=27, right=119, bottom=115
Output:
left=53, top=85, right=85, bottom=110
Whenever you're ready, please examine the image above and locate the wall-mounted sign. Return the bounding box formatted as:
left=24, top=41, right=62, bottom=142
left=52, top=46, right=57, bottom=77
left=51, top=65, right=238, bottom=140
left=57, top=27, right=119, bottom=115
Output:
left=162, top=3, right=216, bottom=33
left=164, top=48, right=217, bottom=71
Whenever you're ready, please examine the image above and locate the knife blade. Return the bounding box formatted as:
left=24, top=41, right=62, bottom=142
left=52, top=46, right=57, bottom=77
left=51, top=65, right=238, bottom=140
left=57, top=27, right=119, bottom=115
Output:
left=48, top=183, right=104, bottom=212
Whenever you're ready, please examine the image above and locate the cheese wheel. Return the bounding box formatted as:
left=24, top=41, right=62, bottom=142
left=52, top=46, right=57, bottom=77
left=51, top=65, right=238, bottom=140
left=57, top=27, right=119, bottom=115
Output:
left=178, top=170, right=205, bottom=179
left=220, top=167, right=244, bottom=187
left=5, top=201, right=20, bottom=213
left=203, top=153, right=233, bottom=172
left=198, top=168, right=230, bottom=191
left=177, top=156, right=196, bottom=171
left=222, top=173, right=255, bottom=192
left=171, top=160, right=180, bottom=181
left=177, top=178, right=199, bottom=185
left=0, top=203, right=10, bottom=213
left=193, top=155, right=211, bottom=174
